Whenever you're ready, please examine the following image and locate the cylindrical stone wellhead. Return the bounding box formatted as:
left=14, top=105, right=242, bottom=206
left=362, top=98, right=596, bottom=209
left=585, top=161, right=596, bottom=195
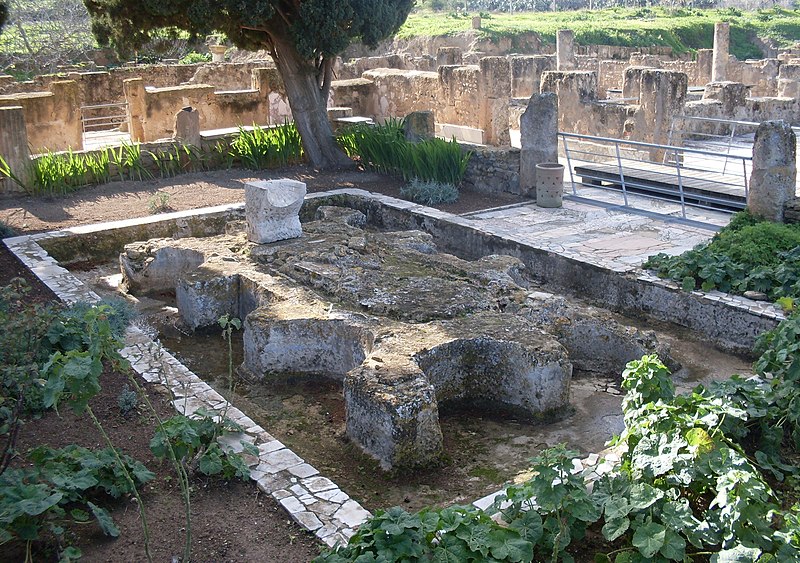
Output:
left=535, top=163, right=565, bottom=208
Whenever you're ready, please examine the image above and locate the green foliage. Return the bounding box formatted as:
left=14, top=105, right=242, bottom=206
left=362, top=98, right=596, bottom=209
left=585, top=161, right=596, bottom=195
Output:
left=400, top=178, right=459, bottom=206
left=0, top=445, right=153, bottom=548
left=225, top=123, right=304, bottom=170
left=314, top=504, right=533, bottom=562
left=150, top=409, right=256, bottom=480
left=0, top=220, right=16, bottom=239
left=491, top=445, right=600, bottom=562
left=337, top=120, right=471, bottom=186
left=117, top=384, right=138, bottom=416
left=148, top=191, right=172, bottom=214
left=400, top=8, right=800, bottom=60
left=320, top=348, right=800, bottom=561
left=644, top=211, right=800, bottom=301
left=178, top=51, right=210, bottom=64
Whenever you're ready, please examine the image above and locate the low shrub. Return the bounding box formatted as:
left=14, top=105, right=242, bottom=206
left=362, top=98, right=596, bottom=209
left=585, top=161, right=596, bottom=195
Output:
left=400, top=178, right=459, bottom=206
left=644, top=210, right=800, bottom=301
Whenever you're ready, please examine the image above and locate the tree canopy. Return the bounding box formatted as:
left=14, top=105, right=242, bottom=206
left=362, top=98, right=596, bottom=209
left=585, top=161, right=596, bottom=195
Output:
left=0, top=1, right=8, bottom=32
left=83, top=0, right=415, bottom=168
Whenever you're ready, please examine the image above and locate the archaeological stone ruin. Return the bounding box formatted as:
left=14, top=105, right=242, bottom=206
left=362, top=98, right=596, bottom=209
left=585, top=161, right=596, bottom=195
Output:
left=115, top=190, right=678, bottom=470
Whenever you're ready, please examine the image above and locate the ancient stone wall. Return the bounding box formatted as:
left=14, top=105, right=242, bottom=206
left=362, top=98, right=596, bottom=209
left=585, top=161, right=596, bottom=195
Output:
left=0, top=80, right=82, bottom=152
left=460, top=144, right=520, bottom=196
left=0, top=61, right=273, bottom=104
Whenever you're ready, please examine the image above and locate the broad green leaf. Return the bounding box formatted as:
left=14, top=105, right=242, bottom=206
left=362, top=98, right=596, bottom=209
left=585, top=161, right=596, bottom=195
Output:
left=710, top=545, right=763, bottom=562
left=507, top=510, right=543, bottom=543
left=629, top=482, right=663, bottom=511
left=487, top=528, right=533, bottom=562
left=685, top=428, right=714, bottom=454
left=88, top=502, right=120, bottom=537
left=198, top=448, right=224, bottom=475
left=432, top=534, right=472, bottom=562
left=379, top=506, right=421, bottom=536
left=602, top=517, right=630, bottom=542
left=605, top=496, right=631, bottom=520
left=632, top=521, right=666, bottom=558
left=70, top=508, right=90, bottom=522
left=19, top=491, right=63, bottom=516
left=659, top=529, right=686, bottom=560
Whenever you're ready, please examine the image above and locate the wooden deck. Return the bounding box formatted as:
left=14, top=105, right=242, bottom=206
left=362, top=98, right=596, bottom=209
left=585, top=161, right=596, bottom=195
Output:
left=573, top=160, right=747, bottom=211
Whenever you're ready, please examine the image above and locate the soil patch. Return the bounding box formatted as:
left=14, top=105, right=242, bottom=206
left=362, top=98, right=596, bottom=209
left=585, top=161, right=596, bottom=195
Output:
left=0, top=166, right=525, bottom=235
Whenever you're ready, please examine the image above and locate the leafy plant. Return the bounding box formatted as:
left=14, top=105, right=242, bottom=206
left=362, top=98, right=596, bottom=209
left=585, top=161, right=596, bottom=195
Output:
left=179, top=51, right=211, bottom=64
left=148, top=191, right=172, bottom=214
left=644, top=210, right=800, bottom=301
left=117, top=384, right=138, bottom=416
left=400, top=178, right=459, bottom=206
left=490, top=445, right=600, bottom=562
left=150, top=409, right=255, bottom=480
left=228, top=122, right=304, bottom=169
left=315, top=504, right=533, bottom=562
left=337, top=120, right=471, bottom=186
left=0, top=445, right=153, bottom=556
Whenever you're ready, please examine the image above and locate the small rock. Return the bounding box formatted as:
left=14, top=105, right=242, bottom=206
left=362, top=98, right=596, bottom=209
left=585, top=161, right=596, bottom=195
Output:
left=743, top=291, right=769, bottom=301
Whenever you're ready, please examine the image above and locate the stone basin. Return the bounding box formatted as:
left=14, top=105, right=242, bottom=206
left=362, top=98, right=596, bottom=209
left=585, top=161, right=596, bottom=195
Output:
left=119, top=205, right=673, bottom=470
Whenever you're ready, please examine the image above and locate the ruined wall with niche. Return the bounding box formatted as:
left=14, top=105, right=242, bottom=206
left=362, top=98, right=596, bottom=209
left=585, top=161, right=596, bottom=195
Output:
left=0, top=80, right=82, bottom=152
left=126, top=68, right=287, bottom=143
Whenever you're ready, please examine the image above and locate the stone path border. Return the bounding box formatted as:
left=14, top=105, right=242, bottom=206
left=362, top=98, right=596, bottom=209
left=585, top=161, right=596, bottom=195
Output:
left=2, top=188, right=786, bottom=549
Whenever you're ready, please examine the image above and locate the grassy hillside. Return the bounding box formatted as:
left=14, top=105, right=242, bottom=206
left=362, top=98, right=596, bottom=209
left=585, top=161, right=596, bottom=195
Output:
left=399, top=7, right=800, bottom=60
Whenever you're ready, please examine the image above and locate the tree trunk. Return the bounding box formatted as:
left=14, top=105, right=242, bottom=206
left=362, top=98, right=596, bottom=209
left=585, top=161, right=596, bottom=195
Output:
left=272, top=38, right=352, bottom=170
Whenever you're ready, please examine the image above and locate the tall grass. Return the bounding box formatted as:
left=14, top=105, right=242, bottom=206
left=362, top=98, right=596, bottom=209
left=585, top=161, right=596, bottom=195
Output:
left=338, top=119, right=471, bottom=186
left=227, top=122, right=304, bottom=169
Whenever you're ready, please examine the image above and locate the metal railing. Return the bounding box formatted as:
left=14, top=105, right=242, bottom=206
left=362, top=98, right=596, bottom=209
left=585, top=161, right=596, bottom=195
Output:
left=80, top=102, right=130, bottom=148
left=559, top=131, right=752, bottom=218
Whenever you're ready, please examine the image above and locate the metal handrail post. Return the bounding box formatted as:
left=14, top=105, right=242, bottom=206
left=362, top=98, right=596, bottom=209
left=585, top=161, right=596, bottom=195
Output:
left=742, top=158, right=749, bottom=199
left=561, top=134, right=578, bottom=195
left=722, top=122, right=737, bottom=175
left=674, top=147, right=687, bottom=218
left=615, top=142, right=629, bottom=207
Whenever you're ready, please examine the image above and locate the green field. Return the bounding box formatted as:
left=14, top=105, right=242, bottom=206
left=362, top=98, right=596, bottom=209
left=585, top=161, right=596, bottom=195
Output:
left=399, top=7, right=800, bottom=60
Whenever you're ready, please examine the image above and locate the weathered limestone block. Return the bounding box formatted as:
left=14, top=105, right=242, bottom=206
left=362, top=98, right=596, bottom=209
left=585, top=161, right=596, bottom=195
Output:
left=345, top=362, right=443, bottom=470
left=748, top=120, right=797, bottom=222
left=123, top=78, right=146, bottom=142
left=176, top=268, right=240, bottom=330
left=511, top=55, right=555, bottom=98
left=479, top=56, right=512, bottom=146
left=702, top=81, right=747, bottom=113
left=637, top=70, right=688, bottom=156
left=712, top=22, right=730, bottom=83
left=437, top=47, right=462, bottom=67
left=120, top=241, right=207, bottom=293
left=519, top=93, right=558, bottom=198
left=696, top=49, right=713, bottom=85
left=173, top=106, right=200, bottom=146
left=557, top=29, right=576, bottom=71
left=404, top=111, right=435, bottom=142
left=245, top=179, right=306, bottom=244
left=415, top=336, right=571, bottom=416
left=313, top=205, right=367, bottom=228
left=0, top=106, right=31, bottom=193
left=778, top=78, right=800, bottom=98
left=243, top=308, right=374, bottom=380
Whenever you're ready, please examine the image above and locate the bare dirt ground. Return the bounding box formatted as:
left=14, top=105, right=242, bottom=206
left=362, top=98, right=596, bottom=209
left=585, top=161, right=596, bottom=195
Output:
left=0, top=166, right=524, bottom=235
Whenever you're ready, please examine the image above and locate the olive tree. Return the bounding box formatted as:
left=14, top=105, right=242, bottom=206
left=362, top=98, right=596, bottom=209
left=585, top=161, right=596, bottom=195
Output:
left=83, top=0, right=414, bottom=168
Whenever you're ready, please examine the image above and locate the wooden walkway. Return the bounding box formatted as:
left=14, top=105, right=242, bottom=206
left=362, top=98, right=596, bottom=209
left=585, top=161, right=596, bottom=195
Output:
left=573, top=160, right=747, bottom=211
